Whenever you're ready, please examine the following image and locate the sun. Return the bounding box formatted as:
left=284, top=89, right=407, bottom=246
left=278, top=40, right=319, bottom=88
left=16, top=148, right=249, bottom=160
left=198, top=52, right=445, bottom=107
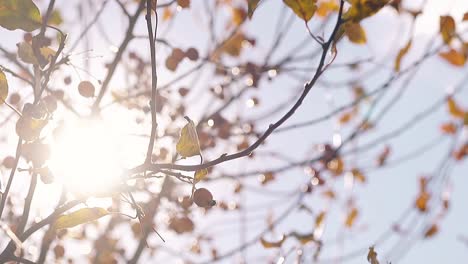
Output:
left=49, top=117, right=130, bottom=197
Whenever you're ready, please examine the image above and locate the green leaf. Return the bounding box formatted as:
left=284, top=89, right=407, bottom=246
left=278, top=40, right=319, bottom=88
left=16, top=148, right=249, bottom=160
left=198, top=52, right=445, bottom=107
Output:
left=0, top=69, right=8, bottom=104
left=0, top=0, right=42, bottom=32
left=283, top=0, right=317, bottom=22
left=54, top=207, right=109, bottom=229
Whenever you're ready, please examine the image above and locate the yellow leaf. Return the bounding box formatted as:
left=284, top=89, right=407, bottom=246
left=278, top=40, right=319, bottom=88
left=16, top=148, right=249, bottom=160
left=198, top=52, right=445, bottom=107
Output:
left=220, top=32, right=245, bottom=57
left=315, top=211, right=326, bottom=227
left=440, top=15, right=456, bottom=44
left=344, top=22, right=367, bottom=44
left=231, top=7, right=246, bottom=26
left=0, top=69, right=8, bottom=104
left=260, top=235, right=286, bottom=248
left=0, top=0, right=42, bottom=32
left=344, top=0, right=389, bottom=23
left=54, top=207, right=109, bottom=229
left=17, top=42, right=56, bottom=65
left=176, top=117, right=201, bottom=157
left=48, top=10, right=63, bottom=26
left=424, top=224, right=438, bottom=238
left=316, top=0, right=339, bottom=18
left=345, top=207, right=358, bottom=228
left=447, top=97, right=465, bottom=119
left=247, top=0, right=261, bottom=19
left=290, top=232, right=315, bottom=244
left=439, top=49, right=466, bottom=67
left=394, top=40, right=412, bottom=72
left=351, top=168, right=366, bottom=183
left=367, top=246, right=380, bottom=264
left=194, top=168, right=208, bottom=182
left=283, top=0, right=318, bottom=22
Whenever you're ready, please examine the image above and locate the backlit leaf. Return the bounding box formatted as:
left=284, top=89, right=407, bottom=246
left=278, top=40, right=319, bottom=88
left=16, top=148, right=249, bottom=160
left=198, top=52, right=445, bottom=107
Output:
left=247, top=0, right=261, bottom=19
left=344, top=0, right=389, bottom=23
left=54, top=207, right=109, bottom=229
left=316, top=0, right=339, bottom=18
left=17, top=42, right=56, bottom=65
left=424, top=224, right=438, bottom=238
left=48, top=10, right=63, bottom=26
left=394, top=40, right=412, bottom=72
left=283, top=0, right=318, bottom=22
left=439, top=49, right=466, bottom=67
left=176, top=117, right=201, bottom=157
left=344, top=22, right=367, bottom=44
left=0, top=70, right=8, bottom=105
left=345, top=207, right=358, bottom=228
left=440, top=122, right=457, bottom=134
left=440, top=15, right=455, bottom=44
left=447, top=97, right=465, bottom=119
left=367, top=246, right=380, bottom=264
left=0, top=0, right=41, bottom=32
left=260, top=235, right=286, bottom=248
left=194, top=168, right=208, bottom=182
left=415, top=191, right=430, bottom=212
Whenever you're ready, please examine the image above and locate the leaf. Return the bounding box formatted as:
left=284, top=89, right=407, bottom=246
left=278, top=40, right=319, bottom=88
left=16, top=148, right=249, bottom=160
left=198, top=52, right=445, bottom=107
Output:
left=447, top=97, right=465, bottom=119
left=17, top=42, right=56, bottom=65
left=54, top=207, right=109, bottom=229
left=439, top=49, right=466, bottom=67
left=0, top=0, right=42, bottom=32
left=16, top=116, right=47, bottom=141
left=344, top=22, right=367, bottom=44
left=283, top=0, right=318, bottom=22
left=231, top=7, right=246, bottom=26
left=176, top=117, right=201, bottom=157
left=367, top=246, right=380, bottom=264
left=220, top=32, right=246, bottom=57
left=424, top=224, right=438, bottom=238
left=48, top=10, right=63, bottom=25
left=290, top=231, right=315, bottom=244
left=260, top=235, right=286, bottom=248
left=440, top=122, right=457, bottom=134
left=0, top=69, right=8, bottom=105
left=415, top=191, right=430, bottom=212
left=351, top=168, right=366, bottom=183
left=315, top=211, right=326, bottom=227
left=394, top=40, right=412, bottom=72
left=345, top=207, right=358, bottom=228
left=194, top=168, right=208, bottom=183
left=440, top=15, right=456, bottom=44
left=316, top=0, right=339, bottom=18
left=344, top=0, right=389, bottom=22
left=247, top=0, right=261, bottom=19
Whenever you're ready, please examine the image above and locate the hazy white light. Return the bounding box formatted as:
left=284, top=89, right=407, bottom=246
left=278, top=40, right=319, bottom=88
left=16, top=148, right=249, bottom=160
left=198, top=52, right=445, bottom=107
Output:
left=49, top=118, right=125, bottom=196
left=207, top=119, right=214, bottom=127
left=231, top=67, right=240, bottom=76
left=332, top=133, right=342, bottom=147
left=268, top=69, right=277, bottom=78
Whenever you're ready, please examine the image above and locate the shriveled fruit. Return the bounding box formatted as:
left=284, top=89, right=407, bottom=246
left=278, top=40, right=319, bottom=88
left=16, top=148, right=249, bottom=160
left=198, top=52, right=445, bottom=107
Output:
left=168, top=216, right=194, bottom=234
left=178, top=195, right=193, bottom=209
left=165, top=56, right=178, bottom=71
left=78, top=81, right=95, bottom=98
left=172, top=48, right=185, bottom=60
left=185, top=47, right=199, bottom=61
left=193, top=188, right=215, bottom=208
left=2, top=156, right=16, bottom=169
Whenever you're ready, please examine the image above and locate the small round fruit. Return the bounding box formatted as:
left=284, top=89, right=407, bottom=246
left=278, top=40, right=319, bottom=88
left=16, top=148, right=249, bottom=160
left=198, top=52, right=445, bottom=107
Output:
left=2, top=156, right=16, bottom=169
left=165, top=56, right=178, bottom=71
left=78, top=81, right=95, bottom=98
left=185, top=47, right=199, bottom=61
left=8, top=93, right=21, bottom=105
left=193, top=188, right=214, bottom=208
left=178, top=87, right=189, bottom=97
left=171, top=48, right=185, bottom=61
left=179, top=195, right=193, bottom=209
